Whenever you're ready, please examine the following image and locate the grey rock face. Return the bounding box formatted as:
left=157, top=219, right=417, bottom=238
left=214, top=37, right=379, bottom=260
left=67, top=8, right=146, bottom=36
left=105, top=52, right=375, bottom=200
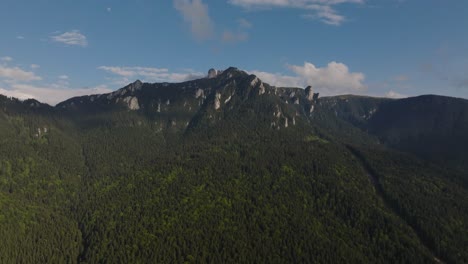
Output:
left=123, top=96, right=140, bottom=110
left=250, top=77, right=266, bottom=95
left=305, top=86, right=314, bottom=101
left=208, top=68, right=219, bottom=79
left=127, top=80, right=143, bottom=92
left=195, top=88, right=204, bottom=98
left=214, top=92, right=221, bottom=110
left=313, top=93, right=320, bottom=101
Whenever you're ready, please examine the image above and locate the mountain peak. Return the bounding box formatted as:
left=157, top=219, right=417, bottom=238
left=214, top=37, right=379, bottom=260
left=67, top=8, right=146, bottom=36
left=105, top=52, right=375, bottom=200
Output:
left=207, top=68, right=222, bottom=79
left=124, top=79, right=143, bottom=92
left=206, top=67, right=250, bottom=81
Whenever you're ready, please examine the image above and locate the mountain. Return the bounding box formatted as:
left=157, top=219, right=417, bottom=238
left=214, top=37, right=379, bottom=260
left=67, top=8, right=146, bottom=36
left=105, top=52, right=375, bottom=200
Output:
left=0, top=67, right=467, bottom=263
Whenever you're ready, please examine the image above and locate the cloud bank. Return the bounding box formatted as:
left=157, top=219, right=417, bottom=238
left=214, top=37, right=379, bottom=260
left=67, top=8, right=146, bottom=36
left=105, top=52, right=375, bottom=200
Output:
left=98, top=66, right=205, bottom=83
left=0, top=65, right=42, bottom=82
left=252, top=61, right=366, bottom=95
left=0, top=57, right=112, bottom=105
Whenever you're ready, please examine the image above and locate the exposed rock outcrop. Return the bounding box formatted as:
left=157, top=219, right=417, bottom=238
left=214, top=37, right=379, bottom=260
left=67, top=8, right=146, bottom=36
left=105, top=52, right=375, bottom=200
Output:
left=250, top=76, right=266, bottom=95
left=127, top=80, right=143, bottom=92
left=214, top=92, right=221, bottom=110
left=258, top=83, right=265, bottom=95
left=305, top=86, right=314, bottom=101
left=123, top=96, right=140, bottom=110
left=195, top=89, right=204, bottom=99
left=208, top=68, right=220, bottom=79
left=313, top=93, right=319, bottom=101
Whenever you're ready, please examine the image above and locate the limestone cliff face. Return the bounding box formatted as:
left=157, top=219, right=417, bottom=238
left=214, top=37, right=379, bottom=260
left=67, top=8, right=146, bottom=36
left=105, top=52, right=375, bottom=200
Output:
left=195, top=89, right=204, bottom=99
left=305, top=86, right=314, bottom=101
left=214, top=92, right=221, bottom=110
left=123, top=96, right=140, bottom=110
left=54, top=67, right=321, bottom=131
left=250, top=77, right=265, bottom=95
left=208, top=68, right=222, bottom=79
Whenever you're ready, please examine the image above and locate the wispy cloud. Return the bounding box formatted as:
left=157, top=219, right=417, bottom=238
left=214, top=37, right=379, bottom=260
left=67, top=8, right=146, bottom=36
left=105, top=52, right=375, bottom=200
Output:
left=51, top=30, right=88, bottom=47
left=98, top=66, right=205, bottom=83
left=251, top=61, right=366, bottom=95
left=228, top=0, right=364, bottom=25
left=174, top=0, right=214, bottom=41
left=0, top=65, right=42, bottom=82
left=301, top=4, right=345, bottom=25
left=30, top=64, right=40, bottom=69
left=0, top=62, right=110, bottom=105
left=16, top=36, right=25, bottom=40
left=107, top=7, right=112, bottom=12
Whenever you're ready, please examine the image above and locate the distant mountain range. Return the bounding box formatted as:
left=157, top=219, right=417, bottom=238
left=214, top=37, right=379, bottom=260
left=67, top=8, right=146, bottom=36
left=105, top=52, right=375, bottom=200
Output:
left=0, top=67, right=467, bottom=263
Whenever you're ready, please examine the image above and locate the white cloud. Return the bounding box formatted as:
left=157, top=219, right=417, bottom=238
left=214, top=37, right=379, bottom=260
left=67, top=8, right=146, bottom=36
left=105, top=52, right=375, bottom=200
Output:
left=16, top=36, right=25, bottom=40
left=222, top=30, right=248, bottom=43
left=51, top=30, right=88, bottom=47
left=302, top=4, right=345, bottom=25
left=251, top=61, right=366, bottom=95
left=98, top=66, right=205, bottom=83
left=0, top=62, right=112, bottom=105
left=174, top=0, right=214, bottom=41
left=107, top=7, right=112, bottom=12
left=228, top=0, right=364, bottom=25
left=252, top=71, right=303, bottom=87
left=30, top=64, right=40, bottom=69
left=1, top=57, right=13, bottom=62
left=0, top=65, right=42, bottom=82
left=385, top=90, right=407, bottom=99
left=0, top=84, right=112, bottom=106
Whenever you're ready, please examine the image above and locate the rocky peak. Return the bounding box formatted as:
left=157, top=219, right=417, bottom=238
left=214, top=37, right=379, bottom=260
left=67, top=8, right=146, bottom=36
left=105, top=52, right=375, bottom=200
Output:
left=250, top=76, right=266, bottom=95
left=125, top=80, right=143, bottom=92
left=208, top=68, right=221, bottom=79
left=219, top=67, right=247, bottom=79
left=313, top=93, right=319, bottom=101
left=305, top=86, right=314, bottom=101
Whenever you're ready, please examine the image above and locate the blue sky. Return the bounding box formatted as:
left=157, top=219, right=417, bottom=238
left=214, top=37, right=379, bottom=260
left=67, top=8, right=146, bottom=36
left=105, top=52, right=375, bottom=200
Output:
left=0, top=0, right=467, bottom=105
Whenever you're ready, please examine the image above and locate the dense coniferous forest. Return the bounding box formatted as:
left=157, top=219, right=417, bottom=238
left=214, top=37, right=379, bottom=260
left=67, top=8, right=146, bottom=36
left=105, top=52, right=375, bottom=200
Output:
left=0, top=68, right=467, bottom=263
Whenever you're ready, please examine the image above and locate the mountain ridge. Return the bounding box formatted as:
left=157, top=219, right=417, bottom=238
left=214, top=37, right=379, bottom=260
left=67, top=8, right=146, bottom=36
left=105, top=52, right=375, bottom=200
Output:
left=2, top=66, right=466, bottom=109
left=2, top=68, right=468, bottom=170
left=0, top=67, right=467, bottom=263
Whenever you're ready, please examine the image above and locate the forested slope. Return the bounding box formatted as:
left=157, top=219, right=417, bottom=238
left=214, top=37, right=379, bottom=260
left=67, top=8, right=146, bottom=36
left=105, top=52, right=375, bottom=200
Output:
left=0, top=70, right=467, bottom=263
